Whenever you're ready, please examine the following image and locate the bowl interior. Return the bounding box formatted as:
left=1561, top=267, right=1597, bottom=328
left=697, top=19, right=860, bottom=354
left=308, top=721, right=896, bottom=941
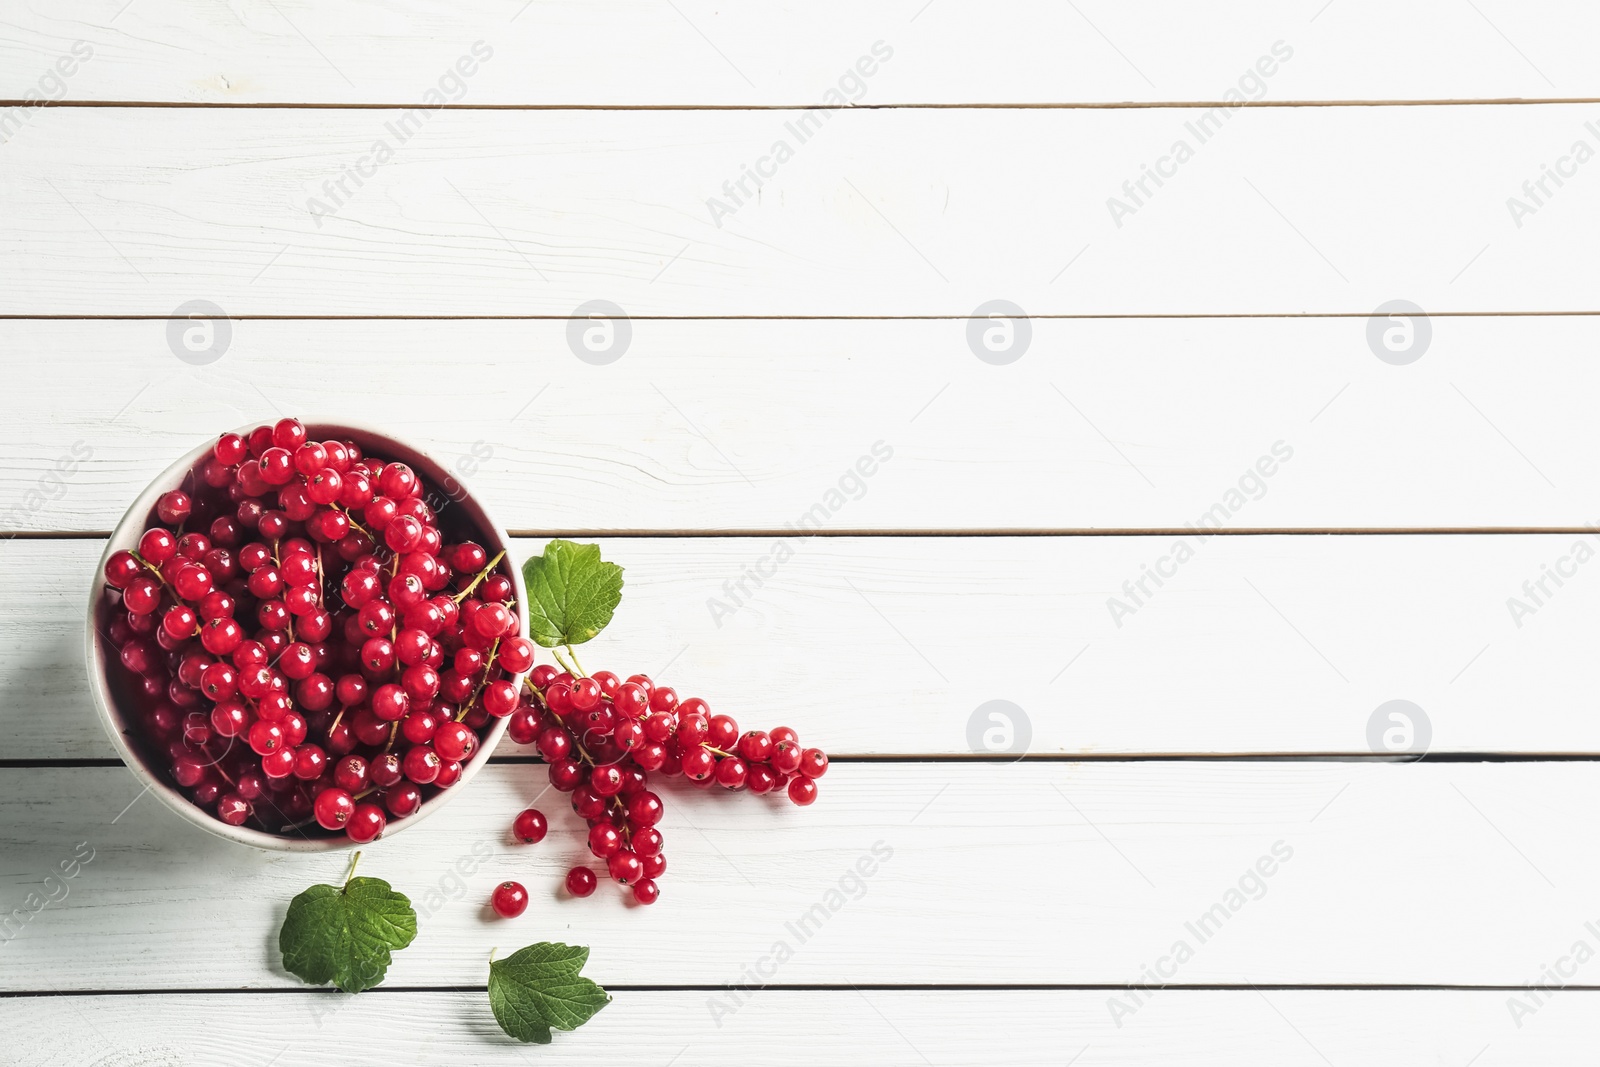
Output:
left=87, top=422, right=526, bottom=852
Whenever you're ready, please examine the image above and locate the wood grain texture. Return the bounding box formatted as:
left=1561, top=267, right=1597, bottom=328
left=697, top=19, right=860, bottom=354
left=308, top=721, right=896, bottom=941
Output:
left=0, top=0, right=1590, bottom=105
left=0, top=316, right=1591, bottom=533
left=1, top=762, right=1595, bottom=990
left=4, top=106, right=1597, bottom=315
left=7, top=989, right=1594, bottom=1066
left=12, top=531, right=1599, bottom=759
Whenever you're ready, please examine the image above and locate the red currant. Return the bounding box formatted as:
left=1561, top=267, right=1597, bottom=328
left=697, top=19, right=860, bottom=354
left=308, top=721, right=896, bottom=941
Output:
left=491, top=881, right=529, bottom=918
left=565, top=866, right=598, bottom=897
left=513, top=808, right=548, bottom=844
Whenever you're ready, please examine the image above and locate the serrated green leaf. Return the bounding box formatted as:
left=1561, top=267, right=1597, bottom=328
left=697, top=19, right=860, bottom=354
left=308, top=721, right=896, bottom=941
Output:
left=488, top=942, right=610, bottom=1043
left=520, top=540, right=624, bottom=648
left=278, top=875, right=417, bottom=993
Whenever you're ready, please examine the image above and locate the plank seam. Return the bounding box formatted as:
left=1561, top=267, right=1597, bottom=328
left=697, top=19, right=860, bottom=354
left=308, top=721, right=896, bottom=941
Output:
left=9, top=98, right=1600, bottom=111
left=14, top=529, right=1600, bottom=540
left=12, top=754, right=1600, bottom=769
left=5, top=983, right=1597, bottom=997
left=6, top=312, right=1600, bottom=321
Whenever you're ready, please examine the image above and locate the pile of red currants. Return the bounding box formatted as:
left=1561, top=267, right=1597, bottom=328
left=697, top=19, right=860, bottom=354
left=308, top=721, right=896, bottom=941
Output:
left=501, top=666, right=829, bottom=907
left=98, top=419, right=532, bottom=842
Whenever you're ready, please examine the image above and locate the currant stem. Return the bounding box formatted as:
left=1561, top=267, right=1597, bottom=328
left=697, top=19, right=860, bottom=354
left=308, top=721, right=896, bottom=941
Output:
left=563, top=644, right=588, bottom=678
left=457, top=638, right=502, bottom=723
left=343, top=850, right=362, bottom=888
left=452, top=549, right=507, bottom=604
left=333, top=504, right=372, bottom=538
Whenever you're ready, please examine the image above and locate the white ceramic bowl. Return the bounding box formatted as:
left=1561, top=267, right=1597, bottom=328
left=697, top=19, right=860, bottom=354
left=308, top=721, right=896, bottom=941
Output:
left=86, top=422, right=527, bottom=851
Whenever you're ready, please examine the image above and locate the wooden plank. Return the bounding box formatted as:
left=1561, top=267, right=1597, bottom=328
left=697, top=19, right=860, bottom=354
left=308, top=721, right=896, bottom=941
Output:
left=5, top=106, right=1598, bottom=315
left=1, top=1, right=1591, bottom=106
left=15, top=530, right=1600, bottom=759
left=5, top=989, right=1592, bottom=1066
left=1, top=761, right=1595, bottom=989
left=1, top=316, right=1594, bottom=533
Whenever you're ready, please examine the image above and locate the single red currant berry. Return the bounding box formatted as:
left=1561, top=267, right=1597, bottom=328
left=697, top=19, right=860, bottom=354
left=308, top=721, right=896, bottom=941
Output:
left=371, top=683, right=410, bottom=722
left=345, top=803, right=386, bottom=843
left=433, top=720, right=476, bottom=762
left=681, top=746, right=715, bottom=781
left=737, top=730, right=774, bottom=763
left=715, top=756, right=748, bottom=789
left=608, top=851, right=644, bottom=886
left=272, top=417, right=307, bottom=450
left=565, top=866, right=598, bottom=897
left=483, top=679, right=519, bottom=718
left=570, top=677, right=602, bottom=712
left=209, top=699, right=249, bottom=737
left=590, top=764, right=626, bottom=798
left=402, top=744, right=442, bottom=784
left=333, top=754, right=369, bottom=793
left=104, top=549, right=144, bottom=588
left=313, top=787, right=356, bottom=830
left=377, top=462, right=418, bottom=500
left=548, top=759, right=583, bottom=792
left=708, top=714, right=739, bottom=750
left=571, top=786, right=606, bottom=820
left=260, top=746, right=297, bottom=779
left=138, top=528, right=178, bottom=565
left=632, top=878, right=660, bottom=905
left=769, top=726, right=799, bottom=746
left=498, top=636, right=535, bottom=674
left=536, top=726, right=572, bottom=762
left=544, top=682, right=575, bottom=716
left=215, top=432, right=247, bottom=465
left=513, top=808, right=548, bottom=844
left=641, top=853, right=667, bottom=879
left=648, top=686, right=679, bottom=714
left=293, top=745, right=328, bottom=781
left=788, top=777, right=818, bottom=806
left=156, top=489, right=192, bottom=525
left=771, top=740, right=803, bottom=775
left=799, top=748, right=829, bottom=779
left=588, top=823, right=622, bottom=858
left=217, top=793, right=252, bottom=826
left=632, top=827, right=664, bottom=857
left=174, top=564, right=214, bottom=601
left=611, top=683, right=648, bottom=720
left=385, top=783, right=423, bottom=818
left=248, top=720, right=285, bottom=755
left=747, top=765, right=779, bottom=795
left=625, top=790, right=664, bottom=826
left=675, top=714, right=709, bottom=749
left=491, top=881, right=529, bottom=919
left=335, top=673, right=368, bottom=707
left=507, top=708, right=540, bottom=746
left=369, top=752, right=403, bottom=788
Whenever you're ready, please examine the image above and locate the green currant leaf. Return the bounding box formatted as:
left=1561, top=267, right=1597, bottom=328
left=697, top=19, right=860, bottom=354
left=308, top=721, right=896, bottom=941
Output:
left=520, top=540, right=624, bottom=648
left=487, top=942, right=610, bottom=1043
left=278, top=868, right=417, bottom=994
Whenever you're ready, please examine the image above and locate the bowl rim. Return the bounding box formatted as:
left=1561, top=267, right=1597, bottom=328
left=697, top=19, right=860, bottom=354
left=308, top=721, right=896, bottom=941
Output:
left=85, top=419, right=527, bottom=852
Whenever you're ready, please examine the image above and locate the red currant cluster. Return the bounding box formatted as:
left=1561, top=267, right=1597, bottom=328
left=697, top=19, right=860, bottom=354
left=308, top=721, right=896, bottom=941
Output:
left=501, top=665, right=829, bottom=907
left=98, top=419, right=533, bottom=842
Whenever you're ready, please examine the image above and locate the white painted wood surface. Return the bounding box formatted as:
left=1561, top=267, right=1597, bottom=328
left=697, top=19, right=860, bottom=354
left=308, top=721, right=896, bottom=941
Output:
left=7, top=536, right=1600, bottom=759
left=2, top=762, right=1595, bottom=989
left=0, top=316, right=1592, bottom=532
left=4, top=4, right=1596, bottom=1063
left=2, top=1, right=1592, bottom=105
left=6, top=105, right=1600, bottom=315
left=9, top=990, right=1596, bottom=1066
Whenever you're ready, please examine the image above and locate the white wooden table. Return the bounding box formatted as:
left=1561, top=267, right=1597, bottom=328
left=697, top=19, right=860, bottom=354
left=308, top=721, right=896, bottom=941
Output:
left=4, top=2, right=1599, bottom=1062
